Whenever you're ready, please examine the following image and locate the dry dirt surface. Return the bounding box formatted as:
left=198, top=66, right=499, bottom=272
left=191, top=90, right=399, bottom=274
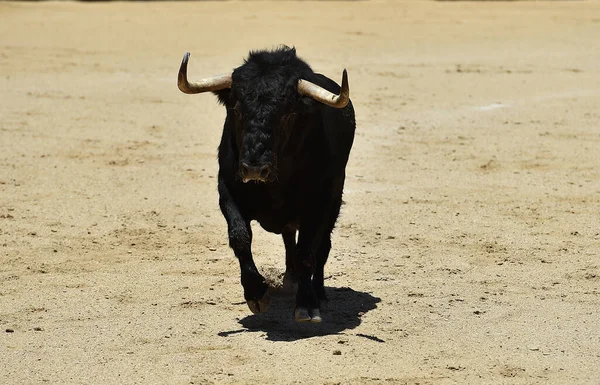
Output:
left=1, top=0, right=600, bottom=384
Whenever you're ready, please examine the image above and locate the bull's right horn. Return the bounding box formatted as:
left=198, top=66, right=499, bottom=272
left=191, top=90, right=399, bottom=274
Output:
left=177, top=52, right=232, bottom=94
left=297, top=69, right=349, bottom=108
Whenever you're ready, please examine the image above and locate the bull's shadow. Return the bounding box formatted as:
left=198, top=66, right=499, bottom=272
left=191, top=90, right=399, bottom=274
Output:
left=219, top=287, right=380, bottom=341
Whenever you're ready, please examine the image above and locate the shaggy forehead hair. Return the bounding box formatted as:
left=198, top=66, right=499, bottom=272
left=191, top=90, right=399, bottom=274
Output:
left=217, top=46, right=316, bottom=109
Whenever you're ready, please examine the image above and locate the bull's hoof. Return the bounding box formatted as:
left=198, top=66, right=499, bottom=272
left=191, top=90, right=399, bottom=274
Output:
left=294, top=307, right=311, bottom=322
left=246, top=292, right=271, bottom=314
left=309, top=308, right=322, bottom=323
left=294, top=307, right=322, bottom=323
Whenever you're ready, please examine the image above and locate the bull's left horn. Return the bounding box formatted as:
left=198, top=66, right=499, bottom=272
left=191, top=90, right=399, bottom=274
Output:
left=178, top=52, right=232, bottom=94
left=297, top=69, right=349, bottom=108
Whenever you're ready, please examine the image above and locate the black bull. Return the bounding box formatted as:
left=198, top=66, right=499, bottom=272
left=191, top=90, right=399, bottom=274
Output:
left=177, top=46, right=356, bottom=323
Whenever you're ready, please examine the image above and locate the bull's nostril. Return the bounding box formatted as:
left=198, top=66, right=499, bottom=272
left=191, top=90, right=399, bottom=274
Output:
left=240, top=163, right=250, bottom=178
left=259, top=166, right=270, bottom=179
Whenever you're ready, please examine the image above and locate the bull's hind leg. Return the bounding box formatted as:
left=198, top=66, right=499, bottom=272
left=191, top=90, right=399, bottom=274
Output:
left=219, top=180, right=270, bottom=314
left=281, top=226, right=298, bottom=295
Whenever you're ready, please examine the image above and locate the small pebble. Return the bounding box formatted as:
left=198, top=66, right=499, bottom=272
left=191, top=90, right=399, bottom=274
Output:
left=333, top=350, right=342, bottom=355
left=6, top=328, right=14, bottom=333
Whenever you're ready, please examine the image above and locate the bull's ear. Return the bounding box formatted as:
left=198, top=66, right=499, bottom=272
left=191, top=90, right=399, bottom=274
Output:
left=213, top=89, right=231, bottom=106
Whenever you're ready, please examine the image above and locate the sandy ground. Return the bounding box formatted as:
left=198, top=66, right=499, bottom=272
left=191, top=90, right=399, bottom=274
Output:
left=1, top=0, right=600, bottom=383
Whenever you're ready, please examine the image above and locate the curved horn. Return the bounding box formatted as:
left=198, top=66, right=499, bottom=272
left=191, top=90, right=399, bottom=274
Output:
left=178, top=52, right=232, bottom=94
left=297, top=69, right=349, bottom=108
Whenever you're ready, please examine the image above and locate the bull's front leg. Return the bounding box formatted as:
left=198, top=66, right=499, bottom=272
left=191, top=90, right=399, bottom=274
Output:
left=218, top=180, right=270, bottom=314
left=294, top=178, right=345, bottom=323
left=281, top=225, right=299, bottom=295
left=294, top=210, right=334, bottom=323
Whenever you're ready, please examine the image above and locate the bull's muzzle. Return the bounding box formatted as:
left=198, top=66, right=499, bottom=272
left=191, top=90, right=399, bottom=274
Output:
left=240, top=163, right=272, bottom=183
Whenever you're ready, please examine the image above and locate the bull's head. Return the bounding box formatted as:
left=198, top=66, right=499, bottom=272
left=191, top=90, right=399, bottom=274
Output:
left=177, top=49, right=349, bottom=183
